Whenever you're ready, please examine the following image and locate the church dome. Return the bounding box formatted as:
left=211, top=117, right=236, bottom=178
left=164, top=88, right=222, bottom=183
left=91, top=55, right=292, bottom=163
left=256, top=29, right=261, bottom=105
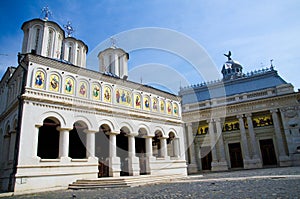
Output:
left=221, top=52, right=243, bottom=80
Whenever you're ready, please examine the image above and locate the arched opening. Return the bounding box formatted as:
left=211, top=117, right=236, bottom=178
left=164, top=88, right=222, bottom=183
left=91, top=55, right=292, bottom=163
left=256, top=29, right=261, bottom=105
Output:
left=136, top=128, right=147, bottom=175
left=117, top=127, right=129, bottom=176
left=69, top=121, right=87, bottom=159
left=96, top=124, right=110, bottom=177
left=167, top=132, right=176, bottom=157
left=37, top=118, right=60, bottom=159
left=153, top=131, right=162, bottom=158
left=3, top=125, right=10, bottom=162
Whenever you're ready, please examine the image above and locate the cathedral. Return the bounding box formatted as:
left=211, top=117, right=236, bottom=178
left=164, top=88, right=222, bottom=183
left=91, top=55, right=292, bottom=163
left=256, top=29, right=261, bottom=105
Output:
left=0, top=15, right=186, bottom=193
left=1, top=12, right=300, bottom=194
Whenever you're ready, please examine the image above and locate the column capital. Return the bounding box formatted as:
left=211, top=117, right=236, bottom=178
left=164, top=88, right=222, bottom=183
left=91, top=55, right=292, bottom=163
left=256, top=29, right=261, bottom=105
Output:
left=56, top=127, right=72, bottom=131
left=186, top=122, right=193, bottom=127
left=236, top=114, right=244, bottom=119
left=127, top=133, right=138, bottom=137
left=245, top=113, right=252, bottom=118
left=84, top=129, right=98, bottom=134
left=206, top=119, right=214, bottom=123
left=106, top=131, right=119, bottom=135
left=213, top=118, right=222, bottom=123
left=270, top=109, right=278, bottom=114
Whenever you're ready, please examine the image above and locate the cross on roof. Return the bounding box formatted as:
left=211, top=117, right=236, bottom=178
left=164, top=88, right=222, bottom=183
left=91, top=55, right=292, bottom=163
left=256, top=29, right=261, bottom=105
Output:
left=41, top=6, right=52, bottom=21
left=64, top=21, right=74, bottom=37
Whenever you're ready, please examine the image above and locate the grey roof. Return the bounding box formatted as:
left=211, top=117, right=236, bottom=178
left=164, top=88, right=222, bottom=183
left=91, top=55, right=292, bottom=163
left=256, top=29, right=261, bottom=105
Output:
left=179, top=68, right=287, bottom=105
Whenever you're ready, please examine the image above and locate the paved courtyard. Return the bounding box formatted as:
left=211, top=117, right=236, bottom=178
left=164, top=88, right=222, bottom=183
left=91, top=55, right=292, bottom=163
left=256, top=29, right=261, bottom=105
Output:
left=3, top=166, right=300, bottom=199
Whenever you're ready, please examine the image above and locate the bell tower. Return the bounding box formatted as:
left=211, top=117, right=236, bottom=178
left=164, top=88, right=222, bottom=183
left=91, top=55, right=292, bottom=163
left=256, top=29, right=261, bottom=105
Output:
left=98, top=38, right=129, bottom=79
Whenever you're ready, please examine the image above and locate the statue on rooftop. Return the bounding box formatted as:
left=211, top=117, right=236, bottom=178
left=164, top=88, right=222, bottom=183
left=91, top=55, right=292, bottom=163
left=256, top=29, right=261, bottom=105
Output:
left=224, top=51, right=232, bottom=61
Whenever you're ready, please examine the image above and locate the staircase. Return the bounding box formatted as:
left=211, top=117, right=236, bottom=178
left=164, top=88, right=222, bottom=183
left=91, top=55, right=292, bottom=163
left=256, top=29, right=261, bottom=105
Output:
left=69, top=174, right=186, bottom=189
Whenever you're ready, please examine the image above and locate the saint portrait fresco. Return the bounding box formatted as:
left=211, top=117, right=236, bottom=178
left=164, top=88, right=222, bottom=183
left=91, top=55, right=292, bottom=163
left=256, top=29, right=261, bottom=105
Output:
left=78, top=81, right=87, bottom=97
left=152, top=98, right=158, bottom=111
left=49, top=74, right=60, bottom=92
left=134, top=94, right=141, bottom=109
left=92, top=84, right=100, bottom=100
left=65, top=77, right=74, bottom=95
left=143, top=96, right=150, bottom=111
left=103, top=86, right=111, bottom=103
left=34, top=70, right=45, bottom=89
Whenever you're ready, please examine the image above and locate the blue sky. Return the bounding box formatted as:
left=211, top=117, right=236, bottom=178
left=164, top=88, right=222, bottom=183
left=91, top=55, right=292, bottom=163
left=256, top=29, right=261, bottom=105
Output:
left=0, top=0, right=300, bottom=92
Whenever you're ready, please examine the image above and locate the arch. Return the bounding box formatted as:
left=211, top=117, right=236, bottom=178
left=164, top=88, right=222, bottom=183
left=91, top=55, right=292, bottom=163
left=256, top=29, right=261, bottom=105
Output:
left=137, top=124, right=151, bottom=136
left=39, top=111, right=66, bottom=127
left=153, top=126, right=166, bottom=137
left=167, top=128, right=178, bottom=138
left=98, top=119, right=115, bottom=133
left=73, top=115, right=94, bottom=131
left=5, top=121, right=10, bottom=135
left=119, top=122, right=134, bottom=135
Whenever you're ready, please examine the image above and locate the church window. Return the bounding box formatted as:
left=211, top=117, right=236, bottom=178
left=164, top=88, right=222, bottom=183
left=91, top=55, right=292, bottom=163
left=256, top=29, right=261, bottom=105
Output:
left=47, top=29, right=54, bottom=57
left=37, top=118, right=60, bottom=159
left=68, top=46, right=72, bottom=62
left=76, top=47, right=81, bottom=66
left=69, top=122, right=87, bottom=159
left=34, top=28, right=40, bottom=51
left=108, top=54, right=113, bottom=73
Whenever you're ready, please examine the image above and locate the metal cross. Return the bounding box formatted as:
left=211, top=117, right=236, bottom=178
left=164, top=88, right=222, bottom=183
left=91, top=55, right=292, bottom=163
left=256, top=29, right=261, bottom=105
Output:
left=64, top=21, right=74, bottom=37
left=41, top=6, right=52, bottom=21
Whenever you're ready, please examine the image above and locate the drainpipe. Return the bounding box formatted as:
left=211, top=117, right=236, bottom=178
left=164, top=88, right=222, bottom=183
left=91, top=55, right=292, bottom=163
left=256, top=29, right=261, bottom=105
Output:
left=8, top=53, right=28, bottom=192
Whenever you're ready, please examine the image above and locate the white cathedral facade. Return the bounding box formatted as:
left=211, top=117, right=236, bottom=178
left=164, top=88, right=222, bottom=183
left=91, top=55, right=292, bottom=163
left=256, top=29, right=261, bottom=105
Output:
left=0, top=17, right=187, bottom=193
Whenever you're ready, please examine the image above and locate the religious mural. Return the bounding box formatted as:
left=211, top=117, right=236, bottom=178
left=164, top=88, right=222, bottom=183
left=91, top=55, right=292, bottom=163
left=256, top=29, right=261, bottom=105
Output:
left=160, top=100, right=165, bottom=113
left=92, top=84, right=101, bottom=100
left=167, top=101, right=172, bottom=115
left=152, top=98, right=158, bottom=112
left=143, top=95, right=150, bottom=111
left=103, top=86, right=111, bottom=103
left=78, top=81, right=87, bottom=97
left=134, top=94, right=141, bottom=109
left=173, top=103, right=178, bottom=116
left=115, top=88, right=131, bottom=106
left=34, top=70, right=45, bottom=89
left=49, top=74, right=60, bottom=92
left=65, top=77, right=74, bottom=95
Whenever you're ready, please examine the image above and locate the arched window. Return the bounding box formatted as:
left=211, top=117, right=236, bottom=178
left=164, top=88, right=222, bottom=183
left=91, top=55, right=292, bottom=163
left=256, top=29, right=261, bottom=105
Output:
left=34, top=27, right=40, bottom=52
left=68, top=46, right=72, bottom=62
left=47, top=29, right=54, bottom=57
left=37, top=118, right=60, bottom=159
left=69, top=122, right=87, bottom=159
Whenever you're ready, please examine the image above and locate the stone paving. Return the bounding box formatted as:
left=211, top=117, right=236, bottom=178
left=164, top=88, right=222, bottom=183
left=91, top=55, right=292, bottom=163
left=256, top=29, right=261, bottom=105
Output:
left=3, top=166, right=300, bottom=199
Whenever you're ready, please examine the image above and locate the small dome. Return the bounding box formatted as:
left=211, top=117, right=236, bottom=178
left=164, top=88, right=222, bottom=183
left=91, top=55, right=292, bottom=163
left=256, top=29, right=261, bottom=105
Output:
left=222, top=59, right=244, bottom=80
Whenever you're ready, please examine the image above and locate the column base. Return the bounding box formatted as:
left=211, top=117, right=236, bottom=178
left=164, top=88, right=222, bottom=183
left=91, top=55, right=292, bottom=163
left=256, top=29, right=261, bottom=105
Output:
left=243, top=158, right=262, bottom=169
left=107, top=157, right=121, bottom=177
left=87, top=156, right=99, bottom=163
left=127, top=156, right=140, bottom=176
left=278, top=155, right=292, bottom=167
left=211, top=161, right=228, bottom=171
left=187, top=163, right=198, bottom=174
left=60, top=157, right=71, bottom=163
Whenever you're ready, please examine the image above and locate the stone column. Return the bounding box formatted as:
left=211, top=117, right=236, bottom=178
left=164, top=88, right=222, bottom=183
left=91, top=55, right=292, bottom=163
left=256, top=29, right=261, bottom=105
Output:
left=186, top=123, right=197, bottom=173
left=246, top=113, right=262, bottom=167
left=145, top=136, right=155, bottom=174
left=214, top=118, right=228, bottom=170
left=237, top=115, right=252, bottom=168
left=107, top=132, right=121, bottom=177
left=194, top=141, right=202, bottom=170
left=85, top=130, right=98, bottom=162
left=58, top=128, right=71, bottom=162
left=127, top=134, right=140, bottom=176
left=271, top=109, right=291, bottom=166
left=208, top=119, right=218, bottom=163
left=160, top=136, right=169, bottom=159
left=173, top=138, right=180, bottom=158
left=33, top=125, right=41, bottom=160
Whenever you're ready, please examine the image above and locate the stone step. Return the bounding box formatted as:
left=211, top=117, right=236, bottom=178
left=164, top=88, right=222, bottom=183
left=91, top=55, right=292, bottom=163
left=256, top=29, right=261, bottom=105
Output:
left=69, top=174, right=186, bottom=190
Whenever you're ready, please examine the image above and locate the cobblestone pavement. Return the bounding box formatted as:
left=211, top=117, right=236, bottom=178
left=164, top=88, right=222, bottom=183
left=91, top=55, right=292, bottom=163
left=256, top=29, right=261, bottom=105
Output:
left=4, top=166, right=300, bottom=199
